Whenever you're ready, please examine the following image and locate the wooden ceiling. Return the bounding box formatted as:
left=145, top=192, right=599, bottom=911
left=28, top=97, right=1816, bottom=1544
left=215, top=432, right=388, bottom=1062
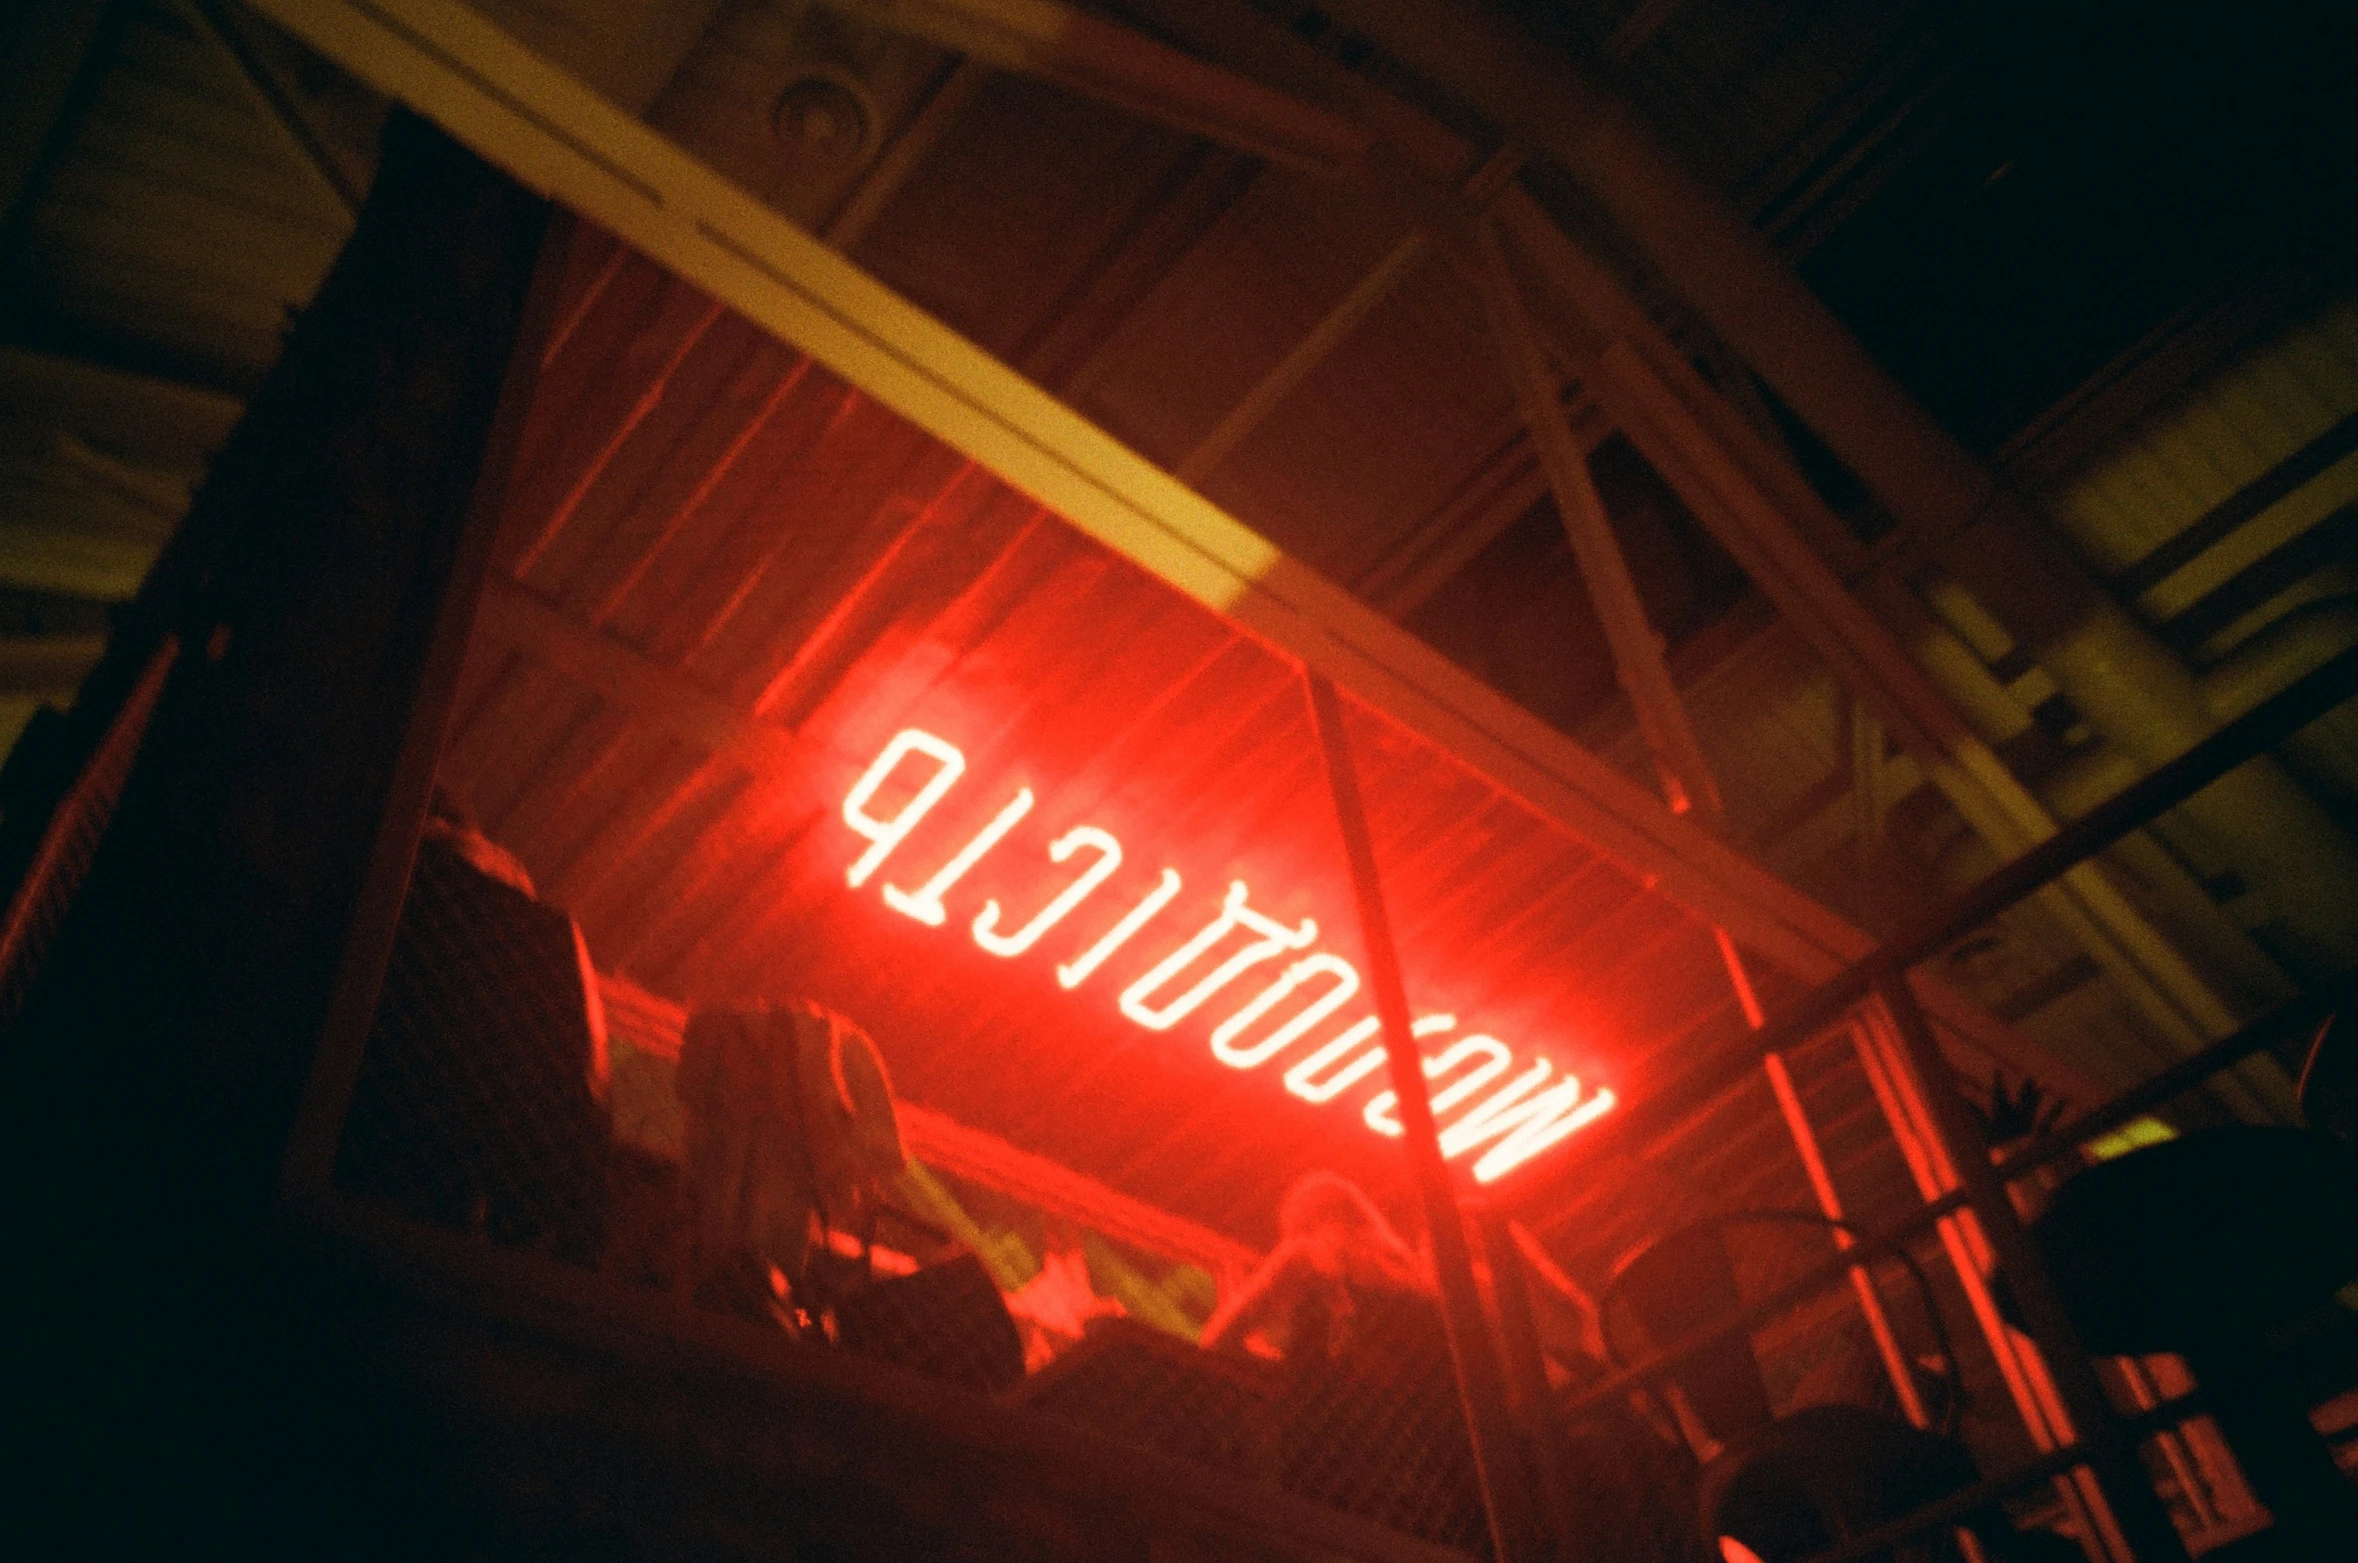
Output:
left=448, top=223, right=1842, bottom=1249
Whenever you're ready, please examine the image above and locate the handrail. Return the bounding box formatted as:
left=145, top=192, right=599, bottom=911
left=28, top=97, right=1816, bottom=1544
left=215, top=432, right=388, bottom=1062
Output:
left=1541, top=907, right=2357, bottom=1431
left=1594, top=1207, right=1963, bottom=1435
left=1558, top=639, right=2358, bottom=1169
left=1792, top=1391, right=2214, bottom=1563
left=1523, top=632, right=2358, bottom=1556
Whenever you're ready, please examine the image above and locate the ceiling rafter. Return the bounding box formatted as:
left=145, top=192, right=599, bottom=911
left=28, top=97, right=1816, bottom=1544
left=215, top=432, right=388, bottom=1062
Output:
left=1174, top=141, right=1524, bottom=486
left=825, top=0, right=1373, bottom=174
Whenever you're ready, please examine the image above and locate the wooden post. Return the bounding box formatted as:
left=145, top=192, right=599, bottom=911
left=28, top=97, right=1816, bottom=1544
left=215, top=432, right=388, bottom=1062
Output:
left=1759, top=1048, right=1934, bottom=1430
left=1850, top=1011, right=2128, bottom=1559
left=1479, top=214, right=1936, bottom=1438
left=1479, top=1207, right=1593, bottom=1556
left=1304, top=668, right=1540, bottom=1563
left=1871, top=973, right=2194, bottom=1563
left=9, top=113, right=551, bottom=1551
left=1178, top=145, right=1524, bottom=485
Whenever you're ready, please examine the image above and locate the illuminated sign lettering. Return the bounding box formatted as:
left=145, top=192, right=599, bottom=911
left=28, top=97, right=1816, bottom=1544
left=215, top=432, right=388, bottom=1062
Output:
left=885, top=787, right=1034, bottom=925
left=839, top=729, right=1615, bottom=1181
left=1057, top=868, right=1180, bottom=990
left=1119, top=881, right=1315, bottom=1031
left=843, top=729, right=964, bottom=888
left=973, top=826, right=1122, bottom=957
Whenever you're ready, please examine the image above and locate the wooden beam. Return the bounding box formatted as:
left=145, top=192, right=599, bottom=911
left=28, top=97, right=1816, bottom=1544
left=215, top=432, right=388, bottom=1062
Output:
left=179, top=0, right=367, bottom=218
left=1129, top=0, right=1473, bottom=182
left=1490, top=206, right=2249, bottom=1062
left=1355, top=434, right=1553, bottom=618
left=470, top=574, right=802, bottom=776
left=1306, top=667, right=1542, bottom=1562
left=1471, top=215, right=1716, bottom=818
left=1175, top=225, right=1429, bottom=483
left=1477, top=220, right=1941, bottom=1423
left=822, top=59, right=990, bottom=251
left=1590, top=331, right=2243, bottom=1048
left=1175, top=141, right=1522, bottom=484
left=825, top=0, right=1373, bottom=174
left=0, top=0, right=117, bottom=251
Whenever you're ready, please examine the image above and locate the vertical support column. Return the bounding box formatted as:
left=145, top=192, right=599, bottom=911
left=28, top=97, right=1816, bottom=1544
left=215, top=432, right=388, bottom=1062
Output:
left=1871, top=972, right=2193, bottom=1563
left=1481, top=223, right=1937, bottom=1446
left=1479, top=1208, right=1591, bottom=1555
left=1305, top=669, right=1539, bottom=1563
left=1760, top=1048, right=1933, bottom=1431
left=1853, top=1010, right=2126, bottom=1558
left=9, top=113, right=552, bottom=1553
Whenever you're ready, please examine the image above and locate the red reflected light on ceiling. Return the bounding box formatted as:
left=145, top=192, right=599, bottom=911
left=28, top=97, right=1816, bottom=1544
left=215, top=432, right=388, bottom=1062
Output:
left=839, top=726, right=1617, bottom=1183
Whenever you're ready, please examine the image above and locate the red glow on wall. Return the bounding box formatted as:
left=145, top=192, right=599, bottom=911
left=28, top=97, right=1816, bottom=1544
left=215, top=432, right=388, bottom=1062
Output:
left=839, top=727, right=1617, bottom=1183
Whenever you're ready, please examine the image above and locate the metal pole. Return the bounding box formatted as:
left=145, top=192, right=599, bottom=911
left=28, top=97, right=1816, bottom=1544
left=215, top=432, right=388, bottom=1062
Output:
left=1304, top=669, right=1540, bottom=1563
left=1479, top=1207, right=1591, bottom=1557
left=1760, top=1048, right=1933, bottom=1430
left=1871, top=971, right=2193, bottom=1563
left=1850, top=1015, right=2125, bottom=1559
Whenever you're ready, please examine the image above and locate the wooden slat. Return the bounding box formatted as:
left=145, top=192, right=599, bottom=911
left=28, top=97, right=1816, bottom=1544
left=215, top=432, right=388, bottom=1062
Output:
left=831, top=0, right=1373, bottom=175
left=470, top=575, right=802, bottom=774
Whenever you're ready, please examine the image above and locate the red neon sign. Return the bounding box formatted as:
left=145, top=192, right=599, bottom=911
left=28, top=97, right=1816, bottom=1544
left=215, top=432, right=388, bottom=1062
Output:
left=841, top=728, right=1617, bottom=1182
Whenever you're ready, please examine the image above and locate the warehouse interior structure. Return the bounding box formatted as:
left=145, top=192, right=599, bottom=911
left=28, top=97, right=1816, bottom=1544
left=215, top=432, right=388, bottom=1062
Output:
left=4, top=2, right=2355, bottom=1559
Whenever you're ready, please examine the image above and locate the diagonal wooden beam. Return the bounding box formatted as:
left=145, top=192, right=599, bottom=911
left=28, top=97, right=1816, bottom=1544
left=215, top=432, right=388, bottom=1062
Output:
left=470, top=574, right=802, bottom=775
left=0, top=0, right=120, bottom=260
left=826, top=0, right=1373, bottom=174
left=822, top=59, right=991, bottom=251
left=1354, top=433, right=1554, bottom=619
left=1491, top=191, right=2250, bottom=1063
left=1475, top=216, right=1937, bottom=1423
left=1129, top=0, right=1472, bottom=181
left=1470, top=215, right=1716, bottom=819
left=180, top=0, right=367, bottom=218
left=1584, top=334, right=2247, bottom=1052
left=1174, top=141, right=1524, bottom=484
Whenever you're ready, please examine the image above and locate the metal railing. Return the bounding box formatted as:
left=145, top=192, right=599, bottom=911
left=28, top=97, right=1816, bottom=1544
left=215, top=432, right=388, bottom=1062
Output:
left=1491, top=640, right=2358, bottom=1560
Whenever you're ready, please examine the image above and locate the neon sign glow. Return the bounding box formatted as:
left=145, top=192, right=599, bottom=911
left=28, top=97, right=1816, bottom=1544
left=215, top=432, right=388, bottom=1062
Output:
left=840, top=728, right=1616, bottom=1182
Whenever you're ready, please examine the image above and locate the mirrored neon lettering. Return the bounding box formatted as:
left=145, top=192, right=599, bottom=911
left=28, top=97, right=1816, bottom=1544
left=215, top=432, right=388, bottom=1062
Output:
left=884, top=788, right=1035, bottom=925
left=1210, top=954, right=1361, bottom=1068
left=1365, top=1035, right=1516, bottom=1136
left=1057, top=868, right=1182, bottom=989
left=842, top=729, right=965, bottom=888
left=1435, top=1060, right=1619, bottom=1182
left=837, top=727, right=1615, bottom=1179
left=1282, top=1017, right=1386, bottom=1103
left=974, top=826, right=1122, bottom=957
left=1285, top=1013, right=1454, bottom=1104
left=1120, top=881, right=1315, bottom=1031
